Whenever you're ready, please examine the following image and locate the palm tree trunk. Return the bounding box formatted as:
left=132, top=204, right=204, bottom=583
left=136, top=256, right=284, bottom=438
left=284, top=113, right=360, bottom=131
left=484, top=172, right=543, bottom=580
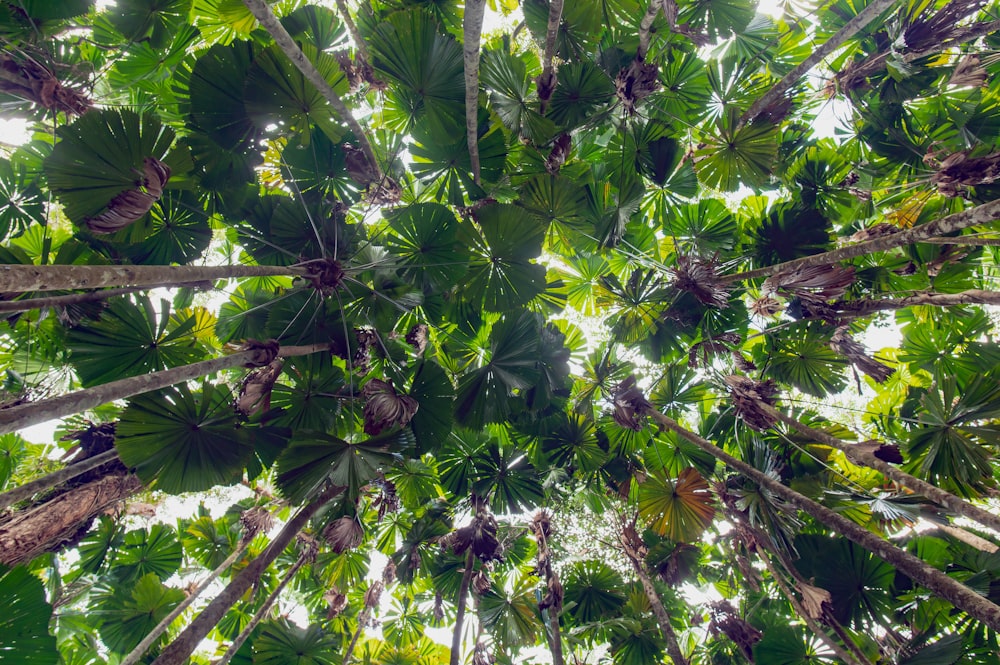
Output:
left=637, top=0, right=663, bottom=60
left=333, top=0, right=369, bottom=64
left=450, top=548, right=476, bottom=665
left=767, top=406, right=1000, bottom=534
left=935, top=524, right=998, bottom=553
left=632, top=560, right=688, bottom=665
left=0, top=285, right=207, bottom=314
left=214, top=550, right=309, bottom=665
left=242, top=0, right=381, bottom=179
left=756, top=546, right=871, bottom=665
left=721, top=198, right=1000, bottom=283
left=0, top=449, right=119, bottom=512
left=0, top=343, right=328, bottom=435
left=738, top=0, right=897, bottom=127
left=0, top=263, right=304, bottom=294
left=463, top=0, right=486, bottom=184
left=151, top=483, right=343, bottom=665
left=122, top=539, right=253, bottom=665
left=831, top=288, right=1000, bottom=317
left=537, top=0, right=564, bottom=114
left=0, top=472, right=142, bottom=566
left=642, top=407, right=1000, bottom=630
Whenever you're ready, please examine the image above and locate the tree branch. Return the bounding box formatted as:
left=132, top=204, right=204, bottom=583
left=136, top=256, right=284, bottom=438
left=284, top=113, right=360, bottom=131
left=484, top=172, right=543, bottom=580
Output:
left=463, top=0, right=487, bottom=184
left=242, top=0, right=381, bottom=178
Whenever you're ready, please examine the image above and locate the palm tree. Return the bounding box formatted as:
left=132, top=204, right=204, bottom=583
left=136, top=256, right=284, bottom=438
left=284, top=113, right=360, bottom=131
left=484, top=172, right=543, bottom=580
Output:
left=3, top=0, right=1000, bottom=663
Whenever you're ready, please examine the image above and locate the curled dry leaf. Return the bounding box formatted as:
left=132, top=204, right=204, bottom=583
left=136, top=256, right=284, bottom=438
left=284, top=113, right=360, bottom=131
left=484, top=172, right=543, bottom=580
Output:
left=708, top=600, right=762, bottom=661
left=615, top=59, right=659, bottom=114
left=236, top=359, right=283, bottom=417
left=472, top=640, right=495, bottom=665
left=471, top=568, right=492, bottom=594
left=353, top=327, right=379, bottom=373
left=539, top=575, right=563, bottom=610
left=949, top=54, right=987, bottom=88
left=762, top=264, right=855, bottom=303
left=240, top=338, right=281, bottom=368
left=239, top=506, right=275, bottom=542
left=611, top=375, right=651, bottom=431
left=688, top=333, right=742, bottom=369
left=363, top=580, right=384, bottom=609
left=322, top=516, right=364, bottom=553
left=797, top=581, right=832, bottom=620
left=856, top=440, right=905, bottom=464
left=85, top=157, right=171, bottom=234
left=545, top=133, right=572, bottom=174
left=362, top=378, right=419, bottom=435
left=405, top=324, right=429, bottom=355
left=725, top=375, right=779, bottom=431
left=382, top=559, right=397, bottom=585
left=829, top=326, right=894, bottom=383
left=0, top=52, right=91, bottom=116
left=304, top=257, right=346, bottom=294
left=670, top=255, right=731, bottom=308
left=325, top=588, right=348, bottom=619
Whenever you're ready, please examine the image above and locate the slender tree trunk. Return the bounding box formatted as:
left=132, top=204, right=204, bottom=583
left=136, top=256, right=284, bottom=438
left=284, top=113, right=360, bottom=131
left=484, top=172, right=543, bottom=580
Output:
left=242, top=0, right=381, bottom=179
left=0, top=343, right=328, bottom=435
left=756, top=546, right=871, bottom=665
left=463, top=0, right=486, bottom=184
left=450, top=548, right=476, bottom=665
left=722, top=198, right=1000, bottom=283
left=122, top=539, right=253, bottom=665
left=632, top=560, right=688, bottom=665
left=0, top=472, right=142, bottom=566
left=333, top=0, right=369, bottom=64
left=0, top=264, right=303, bottom=294
left=215, top=551, right=309, bottom=665
left=738, top=0, right=897, bottom=127
left=643, top=408, right=1000, bottom=630
left=537, top=0, right=564, bottom=114
left=935, top=524, right=998, bottom=553
left=151, top=483, right=343, bottom=665
left=767, top=406, right=1000, bottom=535
left=0, top=284, right=209, bottom=314
left=920, top=236, right=1000, bottom=246
left=0, top=449, right=118, bottom=512
left=832, top=289, right=1000, bottom=317
left=638, top=0, right=663, bottom=60
left=837, top=19, right=1000, bottom=90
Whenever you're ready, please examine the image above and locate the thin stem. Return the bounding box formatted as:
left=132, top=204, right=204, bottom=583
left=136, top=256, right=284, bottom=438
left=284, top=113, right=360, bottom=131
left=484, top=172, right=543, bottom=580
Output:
left=122, top=539, right=252, bottom=665
left=0, top=285, right=208, bottom=314
left=0, top=264, right=305, bottom=294
left=450, top=548, right=476, bottom=665
left=333, top=0, right=369, bottom=64
left=739, top=0, right=898, bottom=127
left=463, top=0, right=486, bottom=184
left=723, top=198, right=1000, bottom=283
left=242, top=0, right=381, bottom=178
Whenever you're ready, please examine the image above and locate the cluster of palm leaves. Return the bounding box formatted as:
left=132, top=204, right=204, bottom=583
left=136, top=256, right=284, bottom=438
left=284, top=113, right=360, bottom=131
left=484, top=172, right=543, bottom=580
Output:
left=1, top=0, right=1000, bottom=663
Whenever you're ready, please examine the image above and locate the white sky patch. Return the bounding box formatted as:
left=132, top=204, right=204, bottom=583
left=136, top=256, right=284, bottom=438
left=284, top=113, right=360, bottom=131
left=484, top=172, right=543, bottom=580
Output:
left=0, top=117, right=31, bottom=148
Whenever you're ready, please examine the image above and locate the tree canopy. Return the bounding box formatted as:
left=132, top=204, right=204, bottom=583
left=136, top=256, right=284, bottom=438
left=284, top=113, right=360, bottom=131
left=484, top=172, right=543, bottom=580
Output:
left=2, top=0, right=1000, bottom=663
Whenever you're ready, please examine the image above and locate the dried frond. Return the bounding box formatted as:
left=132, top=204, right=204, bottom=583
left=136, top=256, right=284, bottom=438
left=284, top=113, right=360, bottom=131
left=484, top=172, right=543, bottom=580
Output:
left=855, top=440, right=904, bottom=464
left=362, top=378, right=419, bottom=435
left=240, top=338, right=280, bottom=368
left=382, top=560, right=397, bottom=585
left=762, top=264, right=855, bottom=302
left=611, top=375, right=651, bottom=431
left=618, top=515, right=648, bottom=561
left=949, top=54, right=988, bottom=88
left=615, top=59, right=659, bottom=114
left=725, top=375, right=779, bottom=431
left=545, top=133, right=572, bottom=174
left=363, top=580, right=384, bottom=609
left=373, top=478, right=401, bottom=520
left=304, top=257, right=345, bottom=294
left=366, top=176, right=401, bottom=205
left=85, top=158, right=171, bottom=234
left=353, top=327, right=379, bottom=373
left=688, top=333, right=742, bottom=369
left=932, top=150, right=1000, bottom=197
left=539, top=575, right=564, bottom=610
left=471, top=568, right=492, bottom=594
left=829, top=327, right=894, bottom=383
left=325, top=589, right=348, bottom=618
left=405, top=324, right=429, bottom=355
left=848, top=222, right=897, bottom=243
left=798, top=581, right=832, bottom=620
left=236, top=359, right=283, bottom=417
left=708, top=600, right=762, bottom=660
left=295, top=533, right=320, bottom=563
left=239, top=506, right=275, bottom=542
left=344, top=143, right=377, bottom=185
left=670, top=255, right=731, bottom=308
left=472, top=640, right=495, bottom=665
left=0, top=52, right=91, bottom=115
left=322, top=516, right=364, bottom=554
left=750, top=295, right=784, bottom=318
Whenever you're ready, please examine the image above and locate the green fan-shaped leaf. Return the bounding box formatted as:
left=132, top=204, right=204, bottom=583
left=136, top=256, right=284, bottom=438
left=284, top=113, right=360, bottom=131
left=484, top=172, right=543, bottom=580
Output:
left=563, top=560, right=627, bottom=623
left=471, top=441, right=544, bottom=514
left=517, top=174, right=590, bottom=237
left=110, top=0, right=189, bottom=48
left=116, top=383, right=253, bottom=494
left=663, top=198, right=737, bottom=254
left=455, top=311, right=543, bottom=428
left=44, top=109, right=175, bottom=226
left=67, top=296, right=209, bottom=387
left=409, top=110, right=507, bottom=203
left=122, top=189, right=212, bottom=265
left=459, top=204, right=548, bottom=312
left=749, top=203, right=832, bottom=266
left=408, top=360, right=455, bottom=454
left=385, top=203, right=468, bottom=291
left=762, top=324, right=847, bottom=397
left=183, top=514, right=239, bottom=570
left=252, top=621, right=338, bottom=665
left=280, top=127, right=360, bottom=202
left=0, top=565, right=59, bottom=665
left=541, top=411, right=607, bottom=474
left=275, top=431, right=402, bottom=503
left=369, top=8, right=464, bottom=138
left=245, top=43, right=348, bottom=142
left=751, top=625, right=823, bottom=665
left=637, top=467, right=716, bottom=543
left=548, top=61, right=615, bottom=129
left=478, top=575, right=541, bottom=650
left=694, top=117, right=778, bottom=191
left=0, top=434, right=26, bottom=491
left=95, top=573, right=184, bottom=654
left=268, top=354, right=345, bottom=432
left=280, top=4, right=347, bottom=52
left=184, top=41, right=261, bottom=149
left=0, top=158, right=44, bottom=240
left=111, top=524, right=183, bottom=584
left=679, top=0, right=755, bottom=40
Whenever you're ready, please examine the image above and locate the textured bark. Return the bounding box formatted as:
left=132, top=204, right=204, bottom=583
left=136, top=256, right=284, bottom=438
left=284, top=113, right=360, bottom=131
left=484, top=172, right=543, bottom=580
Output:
left=0, top=344, right=328, bottom=435
left=633, top=561, right=688, bottom=665
left=0, top=473, right=142, bottom=566
left=724, top=198, right=1000, bottom=283
left=450, top=548, right=476, bottom=665
left=0, top=449, right=119, bottom=512
left=645, top=408, right=1000, bottom=630
left=242, top=0, right=381, bottom=179
left=0, top=286, right=182, bottom=314
left=936, top=524, right=999, bottom=553
left=637, top=0, right=662, bottom=59
left=463, top=0, right=487, bottom=184
left=151, top=484, right=343, bottom=665
left=834, top=289, right=1000, bottom=316
left=541, top=0, right=564, bottom=76
left=215, top=552, right=309, bottom=665
left=122, top=539, right=252, bottom=665
left=738, top=0, right=898, bottom=127
left=769, top=407, right=1000, bottom=535
left=756, top=547, right=871, bottom=665
left=0, top=263, right=302, bottom=294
